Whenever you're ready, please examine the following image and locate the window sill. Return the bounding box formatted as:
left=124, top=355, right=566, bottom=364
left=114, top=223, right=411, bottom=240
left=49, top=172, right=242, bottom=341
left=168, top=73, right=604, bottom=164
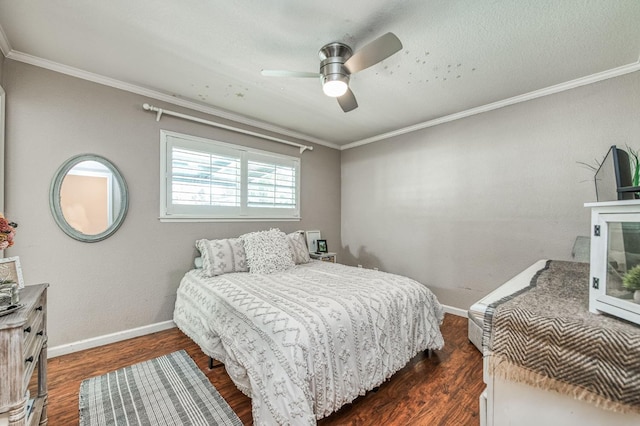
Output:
left=159, top=216, right=301, bottom=223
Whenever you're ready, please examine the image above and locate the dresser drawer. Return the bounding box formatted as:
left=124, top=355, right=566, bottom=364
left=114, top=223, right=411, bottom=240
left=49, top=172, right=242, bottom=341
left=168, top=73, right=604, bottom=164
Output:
left=23, top=294, right=45, bottom=359
left=22, top=292, right=47, bottom=393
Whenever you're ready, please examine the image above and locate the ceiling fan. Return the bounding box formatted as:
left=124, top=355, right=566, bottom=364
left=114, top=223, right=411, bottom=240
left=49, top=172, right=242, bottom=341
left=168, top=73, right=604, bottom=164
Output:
left=261, top=32, right=403, bottom=113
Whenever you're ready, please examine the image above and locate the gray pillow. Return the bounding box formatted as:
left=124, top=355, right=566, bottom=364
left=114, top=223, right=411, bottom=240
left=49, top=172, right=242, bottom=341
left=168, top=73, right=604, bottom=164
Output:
left=288, top=231, right=310, bottom=264
left=195, top=238, right=248, bottom=277
left=242, top=229, right=295, bottom=274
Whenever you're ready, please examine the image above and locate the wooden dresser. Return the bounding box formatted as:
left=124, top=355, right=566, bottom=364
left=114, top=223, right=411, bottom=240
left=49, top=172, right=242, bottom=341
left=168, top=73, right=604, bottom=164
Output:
left=0, top=284, right=49, bottom=426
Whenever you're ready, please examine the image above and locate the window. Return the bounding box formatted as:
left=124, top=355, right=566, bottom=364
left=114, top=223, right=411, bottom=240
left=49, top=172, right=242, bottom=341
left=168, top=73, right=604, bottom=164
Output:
left=160, top=130, right=300, bottom=221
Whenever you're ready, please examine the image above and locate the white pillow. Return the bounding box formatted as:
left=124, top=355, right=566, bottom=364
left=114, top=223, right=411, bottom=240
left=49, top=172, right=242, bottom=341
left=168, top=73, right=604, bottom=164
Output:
left=288, top=231, right=310, bottom=264
left=241, top=228, right=295, bottom=274
left=195, top=238, right=249, bottom=277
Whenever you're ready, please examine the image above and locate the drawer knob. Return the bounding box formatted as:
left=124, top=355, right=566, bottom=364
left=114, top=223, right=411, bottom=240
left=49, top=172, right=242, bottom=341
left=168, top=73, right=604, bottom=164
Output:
left=25, top=356, right=34, bottom=363
left=36, top=306, right=43, bottom=311
left=24, top=326, right=31, bottom=333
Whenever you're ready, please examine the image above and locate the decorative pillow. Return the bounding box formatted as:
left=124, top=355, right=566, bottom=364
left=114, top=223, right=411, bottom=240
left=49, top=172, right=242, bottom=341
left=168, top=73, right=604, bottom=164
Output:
left=287, top=231, right=310, bottom=264
left=241, top=228, right=295, bottom=274
left=195, top=238, right=248, bottom=277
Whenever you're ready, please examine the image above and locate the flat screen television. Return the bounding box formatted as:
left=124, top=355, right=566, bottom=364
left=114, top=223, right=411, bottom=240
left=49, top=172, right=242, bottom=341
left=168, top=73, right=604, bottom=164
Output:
left=594, top=145, right=636, bottom=202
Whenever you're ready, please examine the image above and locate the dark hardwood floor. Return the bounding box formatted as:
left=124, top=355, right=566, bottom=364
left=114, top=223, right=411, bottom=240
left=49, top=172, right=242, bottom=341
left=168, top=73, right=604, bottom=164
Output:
left=47, top=314, right=483, bottom=425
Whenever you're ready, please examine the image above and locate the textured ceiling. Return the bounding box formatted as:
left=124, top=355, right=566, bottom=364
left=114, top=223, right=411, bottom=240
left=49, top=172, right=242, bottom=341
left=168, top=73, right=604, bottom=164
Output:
left=1, top=1, right=640, bottom=148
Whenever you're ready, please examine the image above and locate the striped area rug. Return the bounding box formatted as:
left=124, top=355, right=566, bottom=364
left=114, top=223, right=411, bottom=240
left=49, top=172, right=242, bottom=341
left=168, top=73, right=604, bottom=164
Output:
left=79, top=350, right=242, bottom=426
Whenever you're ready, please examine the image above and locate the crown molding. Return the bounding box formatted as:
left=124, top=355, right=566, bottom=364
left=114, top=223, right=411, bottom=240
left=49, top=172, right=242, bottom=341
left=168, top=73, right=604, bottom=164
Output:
left=4, top=50, right=341, bottom=151
left=0, top=25, right=10, bottom=57
left=341, top=61, right=640, bottom=150
left=3, top=43, right=639, bottom=152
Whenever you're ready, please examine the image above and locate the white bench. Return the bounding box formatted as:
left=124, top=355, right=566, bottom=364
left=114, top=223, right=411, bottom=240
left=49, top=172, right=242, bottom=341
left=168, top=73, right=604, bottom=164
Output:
left=471, top=259, right=640, bottom=426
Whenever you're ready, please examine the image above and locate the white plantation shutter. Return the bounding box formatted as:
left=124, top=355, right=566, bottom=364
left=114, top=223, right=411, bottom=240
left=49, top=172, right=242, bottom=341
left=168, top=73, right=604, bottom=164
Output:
left=161, top=131, right=300, bottom=220
left=247, top=159, right=297, bottom=209
left=171, top=148, right=241, bottom=207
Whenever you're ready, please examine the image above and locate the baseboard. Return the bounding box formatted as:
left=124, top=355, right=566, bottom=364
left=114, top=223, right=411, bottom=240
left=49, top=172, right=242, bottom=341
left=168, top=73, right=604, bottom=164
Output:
left=48, top=306, right=467, bottom=358
left=442, top=304, right=468, bottom=318
left=48, top=320, right=176, bottom=359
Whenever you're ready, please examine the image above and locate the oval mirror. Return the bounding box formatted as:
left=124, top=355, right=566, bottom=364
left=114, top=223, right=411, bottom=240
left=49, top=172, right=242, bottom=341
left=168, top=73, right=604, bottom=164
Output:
left=50, top=154, right=129, bottom=242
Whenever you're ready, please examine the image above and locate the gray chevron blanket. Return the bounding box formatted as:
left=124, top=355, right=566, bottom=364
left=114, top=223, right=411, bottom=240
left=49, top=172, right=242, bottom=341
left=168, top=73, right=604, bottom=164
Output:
left=484, top=260, right=640, bottom=413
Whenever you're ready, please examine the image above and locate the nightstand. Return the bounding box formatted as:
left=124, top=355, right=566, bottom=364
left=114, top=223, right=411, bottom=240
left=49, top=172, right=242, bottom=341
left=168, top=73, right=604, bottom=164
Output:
left=310, top=252, right=337, bottom=263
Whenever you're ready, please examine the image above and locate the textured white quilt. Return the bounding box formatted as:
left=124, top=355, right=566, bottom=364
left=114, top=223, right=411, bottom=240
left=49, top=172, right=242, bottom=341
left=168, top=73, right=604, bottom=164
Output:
left=173, top=261, right=444, bottom=425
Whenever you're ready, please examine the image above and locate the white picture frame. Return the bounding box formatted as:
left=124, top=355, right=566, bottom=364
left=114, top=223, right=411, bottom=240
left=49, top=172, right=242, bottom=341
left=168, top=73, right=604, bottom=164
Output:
left=0, top=256, right=24, bottom=288
left=305, top=230, right=321, bottom=253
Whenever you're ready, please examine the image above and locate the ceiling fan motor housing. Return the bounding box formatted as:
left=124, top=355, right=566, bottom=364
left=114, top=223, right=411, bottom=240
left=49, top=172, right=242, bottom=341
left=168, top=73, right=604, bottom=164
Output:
left=319, top=42, right=352, bottom=86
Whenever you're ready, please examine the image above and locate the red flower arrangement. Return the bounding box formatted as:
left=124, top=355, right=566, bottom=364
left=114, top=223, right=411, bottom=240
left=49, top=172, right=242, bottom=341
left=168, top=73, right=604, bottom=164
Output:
left=0, top=214, right=17, bottom=250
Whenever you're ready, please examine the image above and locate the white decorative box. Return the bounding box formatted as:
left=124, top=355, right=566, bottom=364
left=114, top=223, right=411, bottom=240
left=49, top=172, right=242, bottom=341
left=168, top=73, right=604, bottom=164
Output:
left=586, top=200, right=640, bottom=325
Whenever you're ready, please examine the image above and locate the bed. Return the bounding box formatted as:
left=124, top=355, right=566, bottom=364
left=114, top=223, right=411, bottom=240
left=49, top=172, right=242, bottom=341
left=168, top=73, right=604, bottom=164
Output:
left=173, top=230, right=444, bottom=425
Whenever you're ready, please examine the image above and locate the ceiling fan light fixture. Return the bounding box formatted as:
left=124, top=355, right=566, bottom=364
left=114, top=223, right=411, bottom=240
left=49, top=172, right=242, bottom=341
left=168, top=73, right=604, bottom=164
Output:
left=322, top=74, right=349, bottom=97
left=261, top=34, right=402, bottom=112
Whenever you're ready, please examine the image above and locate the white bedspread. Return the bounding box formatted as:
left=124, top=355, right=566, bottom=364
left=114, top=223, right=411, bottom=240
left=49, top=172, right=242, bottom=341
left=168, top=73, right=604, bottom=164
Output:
left=173, top=261, right=444, bottom=425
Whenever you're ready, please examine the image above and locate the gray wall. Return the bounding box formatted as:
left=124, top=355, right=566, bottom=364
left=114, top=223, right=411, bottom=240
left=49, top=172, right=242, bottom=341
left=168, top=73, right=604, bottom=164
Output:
left=341, top=71, right=640, bottom=309
left=2, top=59, right=341, bottom=347
left=4, top=56, right=638, bottom=344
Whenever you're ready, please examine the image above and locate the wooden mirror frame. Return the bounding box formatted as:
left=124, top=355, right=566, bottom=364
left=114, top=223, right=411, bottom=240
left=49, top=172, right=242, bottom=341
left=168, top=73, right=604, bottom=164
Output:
left=49, top=154, right=129, bottom=242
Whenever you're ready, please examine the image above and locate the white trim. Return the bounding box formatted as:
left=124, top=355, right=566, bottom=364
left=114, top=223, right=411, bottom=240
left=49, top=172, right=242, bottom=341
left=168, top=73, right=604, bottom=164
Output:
left=3, top=45, right=638, bottom=152
left=0, top=25, right=10, bottom=57
left=442, top=304, right=468, bottom=318
left=45, top=305, right=465, bottom=359
left=47, top=320, right=176, bottom=358
left=4, top=50, right=339, bottom=150
left=0, top=85, right=5, bottom=215
left=160, top=129, right=301, bottom=221
left=45, top=305, right=466, bottom=359
left=341, top=61, right=640, bottom=150
left=159, top=217, right=301, bottom=223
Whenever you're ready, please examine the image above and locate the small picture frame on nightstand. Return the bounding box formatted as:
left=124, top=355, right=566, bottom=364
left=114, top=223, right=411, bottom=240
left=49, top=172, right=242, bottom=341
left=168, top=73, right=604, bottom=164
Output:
left=317, top=239, right=328, bottom=253
left=306, top=230, right=321, bottom=253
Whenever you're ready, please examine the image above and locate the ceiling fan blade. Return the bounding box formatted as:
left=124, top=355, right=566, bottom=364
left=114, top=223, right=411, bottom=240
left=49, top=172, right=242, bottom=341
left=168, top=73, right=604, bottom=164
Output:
left=261, top=70, right=320, bottom=78
left=344, top=32, right=403, bottom=74
left=337, top=88, right=358, bottom=112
